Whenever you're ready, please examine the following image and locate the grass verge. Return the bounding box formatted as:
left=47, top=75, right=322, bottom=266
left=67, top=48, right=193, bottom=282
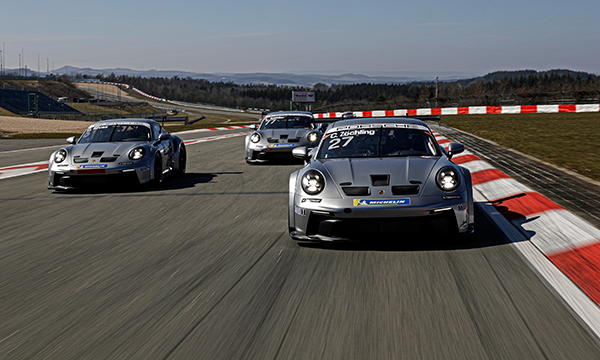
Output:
left=441, top=112, right=600, bottom=181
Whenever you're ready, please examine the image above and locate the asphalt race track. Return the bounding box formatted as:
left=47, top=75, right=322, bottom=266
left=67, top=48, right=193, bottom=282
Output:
left=2, top=129, right=600, bottom=359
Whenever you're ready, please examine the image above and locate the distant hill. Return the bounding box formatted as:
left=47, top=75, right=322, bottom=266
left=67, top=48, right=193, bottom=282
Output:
left=456, top=69, right=594, bottom=86
left=53, top=66, right=472, bottom=87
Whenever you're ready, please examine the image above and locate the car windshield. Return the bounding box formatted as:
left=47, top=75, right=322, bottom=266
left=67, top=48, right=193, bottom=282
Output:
left=260, top=116, right=312, bottom=130
left=78, top=124, right=151, bottom=143
left=317, top=127, right=440, bottom=159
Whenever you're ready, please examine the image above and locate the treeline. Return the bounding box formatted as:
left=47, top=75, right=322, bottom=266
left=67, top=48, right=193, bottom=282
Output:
left=85, top=70, right=600, bottom=111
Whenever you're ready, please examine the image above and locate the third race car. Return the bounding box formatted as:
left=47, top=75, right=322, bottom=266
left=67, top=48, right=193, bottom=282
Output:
left=245, top=111, right=323, bottom=164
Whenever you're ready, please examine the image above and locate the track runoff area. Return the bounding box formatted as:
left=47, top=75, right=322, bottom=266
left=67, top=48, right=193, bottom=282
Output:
left=3, top=114, right=600, bottom=337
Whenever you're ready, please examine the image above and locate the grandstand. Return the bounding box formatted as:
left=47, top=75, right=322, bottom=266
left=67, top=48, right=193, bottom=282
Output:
left=0, top=89, right=81, bottom=115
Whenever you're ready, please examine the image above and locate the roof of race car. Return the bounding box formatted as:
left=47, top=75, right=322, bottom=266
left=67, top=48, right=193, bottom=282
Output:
left=86, top=118, right=156, bottom=128
left=264, top=111, right=313, bottom=118
left=326, top=117, right=431, bottom=133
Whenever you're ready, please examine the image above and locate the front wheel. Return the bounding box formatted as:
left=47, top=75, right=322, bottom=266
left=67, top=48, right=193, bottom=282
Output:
left=456, top=225, right=475, bottom=244
left=177, top=145, right=186, bottom=176
left=152, top=155, right=163, bottom=187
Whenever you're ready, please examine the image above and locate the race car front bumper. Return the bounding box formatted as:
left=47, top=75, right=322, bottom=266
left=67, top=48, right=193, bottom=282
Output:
left=290, top=194, right=473, bottom=242
left=48, top=163, right=152, bottom=190
left=246, top=143, right=306, bottom=163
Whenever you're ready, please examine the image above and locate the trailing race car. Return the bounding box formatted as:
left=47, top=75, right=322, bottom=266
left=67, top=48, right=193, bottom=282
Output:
left=48, top=118, right=186, bottom=190
left=245, top=111, right=323, bottom=163
left=288, top=117, right=474, bottom=242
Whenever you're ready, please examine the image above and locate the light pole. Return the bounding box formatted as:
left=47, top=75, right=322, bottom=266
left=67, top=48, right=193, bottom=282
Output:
left=435, top=76, right=439, bottom=107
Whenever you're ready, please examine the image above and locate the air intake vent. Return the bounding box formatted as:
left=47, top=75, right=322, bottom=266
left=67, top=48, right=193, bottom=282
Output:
left=100, top=157, right=118, bottom=162
left=342, top=186, right=370, bottom=196
left=370, top=174, right=390, bottom=186
left=73, top=157, right=88, bottom=163
left=91, top=151, right=104, bottom=158
left=392, top=185, right=420, bottom=195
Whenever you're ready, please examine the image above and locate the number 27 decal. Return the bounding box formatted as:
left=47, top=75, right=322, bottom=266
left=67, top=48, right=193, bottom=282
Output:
left=328, top=136, right=354, bottom=150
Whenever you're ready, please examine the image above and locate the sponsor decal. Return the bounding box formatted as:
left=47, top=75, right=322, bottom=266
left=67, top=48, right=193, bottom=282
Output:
left=458, top=203, right=468, bottom=211
left=353, top=198, right=410, bottom=206
left=294, top=205, right=306, bottom=216
left=271, top=143, right=294, bottom=148
left=76, top=164, right=108, bottom=169
left=301, top=198, right=322, bottom=203
left=442, top=195, right=462, bottom=200
left=93, top=122, right=151, bottom=129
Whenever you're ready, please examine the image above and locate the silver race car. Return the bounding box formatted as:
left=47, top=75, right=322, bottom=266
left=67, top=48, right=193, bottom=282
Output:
left=245, top=111, right=323, bottom=163
left=288, top=117, right=474, bottom=242
left=48, top=118, right=186, bottom=190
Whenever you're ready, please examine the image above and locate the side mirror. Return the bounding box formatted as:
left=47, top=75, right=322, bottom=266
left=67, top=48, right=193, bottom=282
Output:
left=292, top=146, right=310, bottom=161
left=154, top=133, right=171, bottom=145
left=249, top=124, right=258, bottom=130
left=447, top=142, right=465, bottom=159
left=66, top=136, right=77, bottom=144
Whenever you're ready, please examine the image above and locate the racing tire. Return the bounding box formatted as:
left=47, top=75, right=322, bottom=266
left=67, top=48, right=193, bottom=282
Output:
left=456, top=225, right=475, bottom=244
left=152, top=155, right=163, bottom=187
left=177, top=145, right=187, bottom=176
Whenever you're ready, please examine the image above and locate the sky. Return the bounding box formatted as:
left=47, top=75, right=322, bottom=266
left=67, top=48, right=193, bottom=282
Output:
left=1, top=0, right=599, bottom=78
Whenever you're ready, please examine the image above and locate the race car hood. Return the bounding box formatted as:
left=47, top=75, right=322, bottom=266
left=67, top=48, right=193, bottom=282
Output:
left=261, top=128, right=310, bottom=140
left=70, top=142, right=142, bottom=159
left=320, top=156, right=440, bottom=187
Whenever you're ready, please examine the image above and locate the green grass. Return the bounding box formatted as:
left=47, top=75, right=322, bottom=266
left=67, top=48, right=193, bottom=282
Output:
left=441, top=112, right=600, bottom=181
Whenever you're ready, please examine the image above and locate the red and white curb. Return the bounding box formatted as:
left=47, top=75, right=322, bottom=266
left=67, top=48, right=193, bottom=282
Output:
left=183, top=131, right=250, bottom=145
left=314, top=104, right=600, bottom=119
left=176, top=125, right=251, bottom=135
left=435, top=132, right=600, bottom=305
left=0, top=161, right=49, bottom=180
left=0, top=129, right=251, bottom=181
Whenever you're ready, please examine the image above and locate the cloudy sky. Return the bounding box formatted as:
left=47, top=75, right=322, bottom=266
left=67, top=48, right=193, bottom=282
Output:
left=1, top=0, right=599, bottom=77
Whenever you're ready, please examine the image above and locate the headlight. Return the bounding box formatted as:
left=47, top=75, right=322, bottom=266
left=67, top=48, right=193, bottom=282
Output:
left=301, top=170, right=325, bottom=195
left=250, top=132, right=261, bottom=143
left=436, top=166, right=461, bottom=192
left=307, top=131, right=319, bottom=143
left=54, top=149, right=67, bottom=163
left=129, top=147, right=146, bottom=160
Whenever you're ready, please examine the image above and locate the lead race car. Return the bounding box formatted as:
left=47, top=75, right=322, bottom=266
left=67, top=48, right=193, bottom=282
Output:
left=288, top=117, right=474, bottom=242
left=245, top=111, right=323, bottom=163
left=48, top=118, right=186, bottom=190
